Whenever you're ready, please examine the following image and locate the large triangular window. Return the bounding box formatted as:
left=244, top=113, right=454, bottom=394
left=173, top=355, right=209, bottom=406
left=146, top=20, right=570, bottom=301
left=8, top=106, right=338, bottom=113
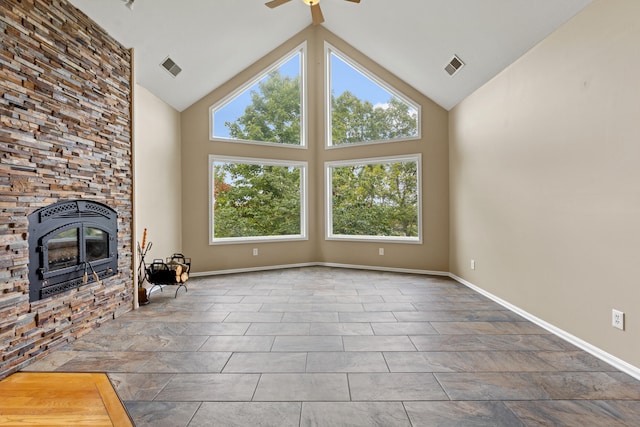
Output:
left=210, top=44, right=306, bottom=147
left=326, top=44, right=420, bottom=147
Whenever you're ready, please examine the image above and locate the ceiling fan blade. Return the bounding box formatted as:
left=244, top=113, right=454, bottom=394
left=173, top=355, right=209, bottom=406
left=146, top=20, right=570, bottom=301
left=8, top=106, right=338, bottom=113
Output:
left=265, top=0, right=292, bottom=9
left=344, top=0, right=361, bottom=3
left=311, top=3, right=324, bottom=25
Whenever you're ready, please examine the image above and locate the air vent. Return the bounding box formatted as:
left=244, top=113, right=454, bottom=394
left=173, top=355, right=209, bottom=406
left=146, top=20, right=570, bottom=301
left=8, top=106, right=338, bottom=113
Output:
left=445, top=55, right=464, bottom=76
left=161, top=57, right=182, bottom=77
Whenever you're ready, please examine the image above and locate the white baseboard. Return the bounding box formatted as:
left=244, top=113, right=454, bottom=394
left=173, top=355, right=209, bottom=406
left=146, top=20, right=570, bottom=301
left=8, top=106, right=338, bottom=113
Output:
left=191, top=262, right=448, bottom=278
left=317, top=262, right=449, bottom=277
left=189, top=262, right=317, bottom=277
left=449, top=273, right=640, bottom=381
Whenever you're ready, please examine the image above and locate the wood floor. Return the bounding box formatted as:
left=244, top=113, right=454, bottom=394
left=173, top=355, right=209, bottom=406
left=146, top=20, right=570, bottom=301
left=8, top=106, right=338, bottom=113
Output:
left=21, top=267, right=640, bottom=426
left=0, top=372, right=132, bottom=426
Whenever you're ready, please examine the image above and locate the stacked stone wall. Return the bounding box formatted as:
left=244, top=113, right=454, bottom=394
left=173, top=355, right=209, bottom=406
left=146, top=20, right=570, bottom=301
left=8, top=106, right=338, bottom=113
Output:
left=0, top=0, right=133, bottom=379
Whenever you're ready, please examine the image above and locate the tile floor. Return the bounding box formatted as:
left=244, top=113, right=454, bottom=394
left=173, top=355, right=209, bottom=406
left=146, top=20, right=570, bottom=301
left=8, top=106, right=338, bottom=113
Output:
left=25, top=266, right=640, bottom=426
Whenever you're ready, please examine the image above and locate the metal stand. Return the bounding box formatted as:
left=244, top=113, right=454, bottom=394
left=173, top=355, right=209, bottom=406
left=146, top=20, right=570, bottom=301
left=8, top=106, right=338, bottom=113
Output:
left=145, top=254, right=190, bottom=299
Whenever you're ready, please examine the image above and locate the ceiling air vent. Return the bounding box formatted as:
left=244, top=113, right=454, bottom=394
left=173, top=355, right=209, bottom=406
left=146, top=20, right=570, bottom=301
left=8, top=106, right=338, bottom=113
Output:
left=445, top=55, right=464, bottom=76
left=161, top=57, right=182, bottom=77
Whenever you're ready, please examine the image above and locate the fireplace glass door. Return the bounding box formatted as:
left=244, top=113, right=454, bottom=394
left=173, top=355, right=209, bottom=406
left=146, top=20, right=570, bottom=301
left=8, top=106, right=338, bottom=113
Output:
left=85, top=227, right=108, bottom=262
left=42, top=224, right=111, bottom=277
left=47, top=228, right=79, bottom=271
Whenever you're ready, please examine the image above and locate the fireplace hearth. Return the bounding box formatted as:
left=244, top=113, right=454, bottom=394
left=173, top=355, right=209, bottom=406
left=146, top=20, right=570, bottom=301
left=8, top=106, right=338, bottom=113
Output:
left=28, top=200, right=118, bottom=302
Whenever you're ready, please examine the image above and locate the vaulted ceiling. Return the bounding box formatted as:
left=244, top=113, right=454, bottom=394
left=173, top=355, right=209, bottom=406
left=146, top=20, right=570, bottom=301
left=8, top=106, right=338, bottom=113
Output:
left=69, top=0, right=592, bottom=112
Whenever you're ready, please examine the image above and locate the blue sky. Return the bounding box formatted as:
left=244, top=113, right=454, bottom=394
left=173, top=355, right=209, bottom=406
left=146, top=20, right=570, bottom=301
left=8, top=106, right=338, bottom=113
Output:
left=212, top=52, right=395, bottom=139
left=329, top=53, right=391, bottom=106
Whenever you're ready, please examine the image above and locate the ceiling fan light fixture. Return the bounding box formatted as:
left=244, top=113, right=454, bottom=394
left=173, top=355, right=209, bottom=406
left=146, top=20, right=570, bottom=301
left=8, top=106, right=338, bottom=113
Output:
left=267, top=0, right=356, bottom=25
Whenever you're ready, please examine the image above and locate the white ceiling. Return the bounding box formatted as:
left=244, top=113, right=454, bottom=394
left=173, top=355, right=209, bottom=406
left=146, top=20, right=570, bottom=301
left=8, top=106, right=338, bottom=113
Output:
left=69, top=0, right=592, bottom=112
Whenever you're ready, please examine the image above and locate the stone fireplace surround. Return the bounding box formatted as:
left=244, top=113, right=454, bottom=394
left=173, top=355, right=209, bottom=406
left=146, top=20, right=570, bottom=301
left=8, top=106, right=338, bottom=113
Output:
left=0, top=0, right=133, bottom=379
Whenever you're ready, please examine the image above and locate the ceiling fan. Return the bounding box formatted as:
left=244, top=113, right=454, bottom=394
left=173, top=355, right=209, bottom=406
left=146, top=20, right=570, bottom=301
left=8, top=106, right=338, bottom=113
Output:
left=266, top=0, right=361, bottom=26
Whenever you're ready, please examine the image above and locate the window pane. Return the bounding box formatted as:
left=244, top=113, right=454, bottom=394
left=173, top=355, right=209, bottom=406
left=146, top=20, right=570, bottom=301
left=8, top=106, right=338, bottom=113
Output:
left=212, top=51, right=303, bottom=145
left=47, top=228, right=78, bottom=271
left=329, top=50, right=419, bottom=146
left=329, top=158, right=419, bottom=239
left=212, top=159, right=304, bottom=241
left=85, top=227, right=108, bottom=262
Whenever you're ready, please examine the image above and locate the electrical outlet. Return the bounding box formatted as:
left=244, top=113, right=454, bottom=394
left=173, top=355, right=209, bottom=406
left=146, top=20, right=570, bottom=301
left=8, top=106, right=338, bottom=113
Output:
left=612, top=309, right=625, bottom=330
left=378, top=248, right=384, bottom=256
left=471, top=259, right=475, bottom=270
left=252, top=248, right=258, bottom=256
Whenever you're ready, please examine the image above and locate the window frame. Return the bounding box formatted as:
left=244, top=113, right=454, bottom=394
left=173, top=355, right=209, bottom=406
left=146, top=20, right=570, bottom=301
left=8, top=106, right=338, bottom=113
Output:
left=209, top=42, right=308, bottom=149
left=325, top=154, right=422, bottom=243
left=209, top=155, right=309, bottom=245
left=325, top=43, right=422, bottom=149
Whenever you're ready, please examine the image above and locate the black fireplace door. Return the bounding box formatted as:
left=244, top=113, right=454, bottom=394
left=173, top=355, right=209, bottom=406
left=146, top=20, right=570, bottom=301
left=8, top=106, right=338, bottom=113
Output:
left=28, top=200, right=118, bottom=302
left=40, top=222, right=113, bottom=280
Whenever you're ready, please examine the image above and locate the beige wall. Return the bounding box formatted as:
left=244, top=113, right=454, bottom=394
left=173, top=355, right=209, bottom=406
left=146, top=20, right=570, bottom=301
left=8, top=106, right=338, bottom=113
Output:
left=180, top=26, right=449, bottom=274
left=450, top=0, right=640, bottom=366
left=134, top=84, right=183, bottom=262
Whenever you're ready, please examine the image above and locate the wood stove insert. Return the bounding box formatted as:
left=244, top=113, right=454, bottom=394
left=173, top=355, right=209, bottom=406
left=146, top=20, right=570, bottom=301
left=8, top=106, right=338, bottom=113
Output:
left=28, top=200, right=118, bottom=302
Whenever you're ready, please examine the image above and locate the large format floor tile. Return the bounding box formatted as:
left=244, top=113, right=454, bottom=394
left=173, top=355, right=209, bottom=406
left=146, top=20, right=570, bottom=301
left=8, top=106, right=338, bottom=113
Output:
left=155, top=373, right=260, bottom=401
left=137, top=351, right=231, bottom=373
left=404, top=401, right=525, bottom=426
left=300, top=402, right=411, bottom=426
left=124, top=401, right=200, bottom=427
left=348, top=373, right=448, bottom=401
left=384, top=350, right=557, bottom=373
left=222, top=352, right=307, bottom=373
left=343, top=335, right=417, bottom=351
left=505, top=400, right=640, bottom=426
left=23, top=266, right=640, bottom=426
left=271, top=335, right=344, bottom=352
left=189, top=402, right=301, bottom=427
left=306, top=351, right=388, bottom=373
left=198, top=335, right=275, bottom=352
left=253, top=373, right=350, bottom=401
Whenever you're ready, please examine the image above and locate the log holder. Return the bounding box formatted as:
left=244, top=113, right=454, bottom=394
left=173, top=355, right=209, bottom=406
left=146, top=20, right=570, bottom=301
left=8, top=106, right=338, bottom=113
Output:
left=144, top=253, right=191, bottom=298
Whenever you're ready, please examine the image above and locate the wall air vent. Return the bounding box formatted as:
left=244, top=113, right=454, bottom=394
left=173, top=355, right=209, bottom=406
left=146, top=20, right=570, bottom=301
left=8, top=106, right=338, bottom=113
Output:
left=161, top=57, right=182, bottom=77
left=445, top=55, right=464, bottom=76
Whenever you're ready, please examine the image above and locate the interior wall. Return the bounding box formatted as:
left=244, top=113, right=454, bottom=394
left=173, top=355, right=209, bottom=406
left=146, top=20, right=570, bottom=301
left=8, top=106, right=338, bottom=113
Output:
left=134, top=84, right=182, bottom=262
left=180, top=26, right=449, bottom=274
left=449, top=0, right=640, bottom=367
